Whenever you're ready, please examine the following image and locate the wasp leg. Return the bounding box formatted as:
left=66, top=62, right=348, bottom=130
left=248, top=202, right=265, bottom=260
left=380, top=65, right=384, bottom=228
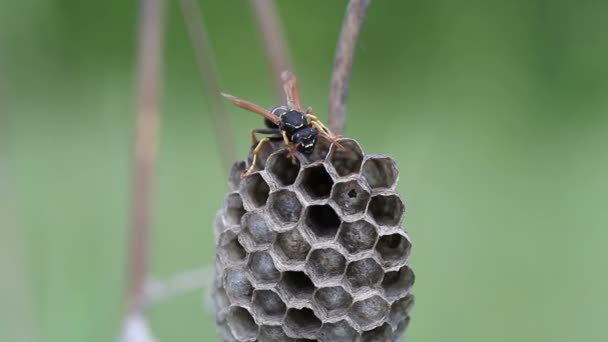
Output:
left=251, top=128, right=281, bottom=145
left=242, top=137, right=271, bottom=178
left=310, top=121, right=345, bottom=150
left=282, top=131, right=298, bottom=165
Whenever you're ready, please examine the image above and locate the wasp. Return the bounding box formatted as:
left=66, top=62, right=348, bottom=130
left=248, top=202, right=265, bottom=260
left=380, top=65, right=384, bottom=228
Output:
left=222, top=71, right=343, bottom=177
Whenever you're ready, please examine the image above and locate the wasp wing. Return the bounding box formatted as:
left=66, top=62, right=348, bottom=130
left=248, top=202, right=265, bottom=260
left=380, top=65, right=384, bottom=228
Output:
left=221, top=93, right=281, bottom=126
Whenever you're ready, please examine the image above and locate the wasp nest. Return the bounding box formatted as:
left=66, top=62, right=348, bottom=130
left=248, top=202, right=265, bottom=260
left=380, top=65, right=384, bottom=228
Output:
left=214, top=138, right=414, bottom=341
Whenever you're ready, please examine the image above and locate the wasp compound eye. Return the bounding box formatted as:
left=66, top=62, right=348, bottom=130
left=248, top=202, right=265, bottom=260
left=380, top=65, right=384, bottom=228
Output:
left=214, top=138, right=414, bottom=341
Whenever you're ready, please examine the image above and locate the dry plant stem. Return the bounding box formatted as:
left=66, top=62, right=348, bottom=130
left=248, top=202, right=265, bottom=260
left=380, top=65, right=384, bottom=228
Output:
left=178, top=0, right=237, bottom=172
left=126, top=0, right=164, bottom=315
left=249, top=0, right=293, bottom=102
left=328, top=0, right=371, bottom=135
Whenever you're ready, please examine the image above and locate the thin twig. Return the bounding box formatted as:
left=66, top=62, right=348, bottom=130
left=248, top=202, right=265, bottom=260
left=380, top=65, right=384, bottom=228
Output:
left=249, top=0, right=293, bottom=102
left=328, top=0, right=371, bottom=135
left=144, top=266, right=213, bottom=308
left=126, top=0, right=164, bottom=316
left=178, top=0, right=237, bottom=172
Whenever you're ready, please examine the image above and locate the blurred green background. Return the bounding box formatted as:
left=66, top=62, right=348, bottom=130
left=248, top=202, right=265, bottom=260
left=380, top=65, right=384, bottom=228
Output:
left=2, top=0, right=608, bottom=341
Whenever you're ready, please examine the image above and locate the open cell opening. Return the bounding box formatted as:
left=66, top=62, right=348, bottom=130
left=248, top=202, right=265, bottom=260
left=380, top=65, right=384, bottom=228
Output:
left=274, top=229, right=311, bottom=262
left=223, top=269, right=253, bottom=304
left=284, top=308, right=321, bottom=338
left=266, top=150, right=301, bottom=187
left=362, top=323, right=392, bottom=342
left=304, top=205, right=341, bottom=240
left=280, top=271, right=315, bottom=300
left=313, top=286, right=353, bottom=316
left=368, top=194, right=404, bottom=226
left=382, top=265, right=415, bottom=300
left=241, top=212, right=274, bottom=246
left=338, top=220, right=378, bottom=254
left=227, top=306, right=258, bottom=341
left=228, top=161, right=246, bottom=191
left=252, top=290, right=287, bottom=322
left=299, top=165, right=334, bottom=200
left=268, top=190, right=303, bottom=224
left=318, top=320, right=358, bottom=341
left=241, top=173, right=270, bottom=209
left=247, top=251, right=280, bottom=285
left=389, top=294, right=414, bottom=327
left=219, top=232, right=246, bottom=263
left=331, top=180, right=371, bottom=216
left=345, top=258, right=384, bottom=289
left=306, top=248, right=347, bottom=280
left=349, top=295, right=389, bottom=330
left=329, top=139, right=364, bottom=177
left=361, top=156, right=398, bottom=190
left=376, top=233, right=411, bottom=267
left=225, top=193, right=246, bottom=225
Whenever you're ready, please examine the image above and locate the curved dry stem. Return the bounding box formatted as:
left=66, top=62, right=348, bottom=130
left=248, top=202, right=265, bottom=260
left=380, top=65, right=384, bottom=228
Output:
left=126, top=0, right=164, bottom=316
left=249, top=0, right=293, bottom=102
left=178, top=0, right=237, bottom=172
left=328, top=0, right=371, bottom=135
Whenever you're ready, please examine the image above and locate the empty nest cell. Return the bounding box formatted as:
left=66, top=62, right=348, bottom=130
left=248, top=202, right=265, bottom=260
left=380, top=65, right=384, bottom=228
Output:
left=268, top=190, right=303, bottom=224
left=304, top=205, right=341, bottom=240
left=318, top=320, right=359, bottom=342
left=280, top=271, right=315, bottom=301
left=225, top=193, right=246, bottom=225
left=247, top=251, right=281, bottom=285
left=331, top=180, right=371, bottom=216
left=349, top=295, right=390, bottom=330
left=382, top=264, right=415, bottom=300
left=252, top=290, right=287, bottom=323
left=227, top=306, right=258, bottom=341
left=228, top=161, right=247, bottom=191
left=375, top=232, right=411, bottom=267
left=223, top=268, right=253, bottom=304
left=361, top=156, right=399, bottom=190
left=338, top=220, right=378, bottom=254
left=306, top=248, right=347, bottom=281
left=298, top=164, right=334, bottom=200
left=241, top=212, right=274, bottom=247
left=258, top=325, right=296, bottom=342
left=313, top=286, right=353, bottom=317
left=284, top=308, right=322, bottom=339
left=218, top=231, right=247, bottom=264
left=274, top=228, right=311, bottom=262
left=389, top=294, right=414, bottom=328
left=240, top=173, right=270, bottom=209
left=328, top=139, right=364, bottom=177
left=368, top=194, right=404, bottom=227
left=345, top=258, right=384, bottom=289
left=362, top=323, right=393, bottom=342
left=266, top=150, right=301, bottom=187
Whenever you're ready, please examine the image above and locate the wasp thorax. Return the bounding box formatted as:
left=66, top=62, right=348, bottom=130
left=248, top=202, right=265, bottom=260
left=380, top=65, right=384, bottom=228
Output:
left=279, top=110, right=307, bottom=134
left=215, top=138, right=414, bottom=342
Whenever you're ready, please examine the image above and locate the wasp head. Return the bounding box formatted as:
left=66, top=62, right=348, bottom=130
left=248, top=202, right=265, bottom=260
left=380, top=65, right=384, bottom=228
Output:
left=291, top=127, right=318, bottom=155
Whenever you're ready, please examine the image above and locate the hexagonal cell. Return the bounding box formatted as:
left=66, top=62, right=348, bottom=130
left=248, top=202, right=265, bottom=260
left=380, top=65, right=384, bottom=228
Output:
left=304, top=205, right=341, bottom=240
left=329, top=139, right=364, bottom=177
left=223, top=268, right=253, bottom=304
left=306, top=248, right=347, bottom=281
left=280, top=271, right=315, bottom=300
left=218, top=231, right=247, bottom=263
left=228, top=160, right=247, bottom=191
left=252, top=290, right=287, bottom=323
left=240, top=173, right=270, bottom=209
left=247, top=138, right=276, bottom=172
left=298, top=165, right=334, bottom=200
left=368, top=194, right=404, bottom=227
left=247, top=251, right=281, bottom=285
left=361, top=323, right=392, bottom=342
left=268, top=190, right=303, bottom=224
left=225, top=193, right=246, bottom=225
left=227, top=306, right=259, bottom=341
left=318, top=320, right=359, bottom=342
left=241, top=211, right=274, bottom=246
left=274, top=229, right=311, bottom=262
left=345, top=258, right=383, bottom=289
left=375, top=233, right=411, bottom=267
left=331, top=180, right=371, bottom=216
left=393, top=316, right=411, bottom=340
left=259, top=325, right=298, bottom=342
left=313, top=286, right=353, bottom=317
left=382, top=265, right=415, bottom=300
left=361, top=156, right=399, bottom=190
left=349, top=295, right=389, bottom=330
left=266, top=150, right=301, bottom=187
left=338, top=220, right=378, bottom=254
left=389, top=294, right=414, bottom=327
left=284, top=308, right=322, bottom=339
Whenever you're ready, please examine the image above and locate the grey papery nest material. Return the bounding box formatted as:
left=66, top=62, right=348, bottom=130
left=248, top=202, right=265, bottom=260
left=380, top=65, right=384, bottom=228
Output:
left=214, top=138, right=414, bottom=342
